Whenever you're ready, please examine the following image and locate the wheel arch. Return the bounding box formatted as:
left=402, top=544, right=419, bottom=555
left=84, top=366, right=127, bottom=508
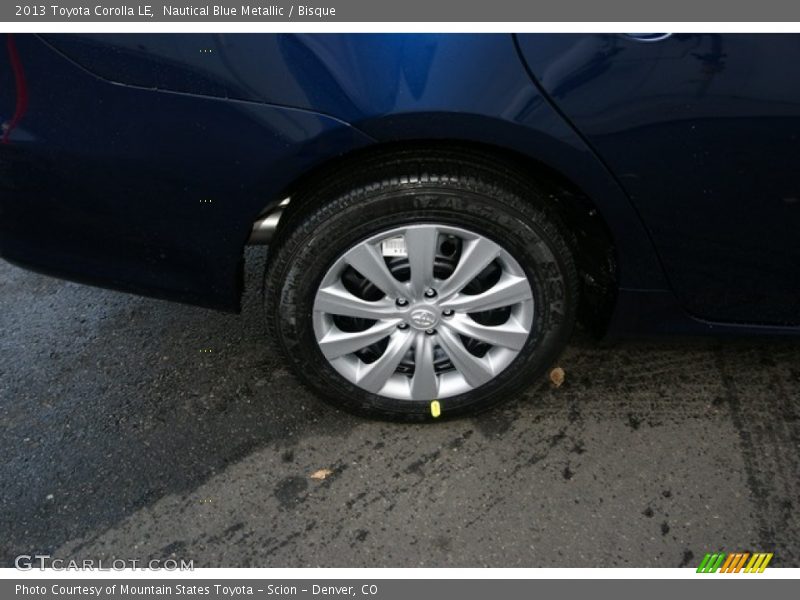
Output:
left=265, top=138, right=625, bottom=334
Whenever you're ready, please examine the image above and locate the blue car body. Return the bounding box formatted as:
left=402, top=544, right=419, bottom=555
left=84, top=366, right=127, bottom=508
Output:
left=2, top=33, right=799, bottom=336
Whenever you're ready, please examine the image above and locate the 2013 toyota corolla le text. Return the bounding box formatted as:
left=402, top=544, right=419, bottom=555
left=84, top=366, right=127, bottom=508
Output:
left=2, top=33, right=799, bottom=420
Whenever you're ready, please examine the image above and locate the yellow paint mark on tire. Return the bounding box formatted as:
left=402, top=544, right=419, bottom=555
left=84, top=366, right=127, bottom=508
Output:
left=430, top=400, right=441, bottom=418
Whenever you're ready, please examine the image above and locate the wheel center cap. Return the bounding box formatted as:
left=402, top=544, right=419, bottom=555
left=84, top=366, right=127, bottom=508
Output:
left=408, top=306, right=439, bottom=330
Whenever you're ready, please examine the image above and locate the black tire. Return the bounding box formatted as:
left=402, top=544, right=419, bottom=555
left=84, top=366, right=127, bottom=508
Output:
left=264, top=148, right=578, bottom=421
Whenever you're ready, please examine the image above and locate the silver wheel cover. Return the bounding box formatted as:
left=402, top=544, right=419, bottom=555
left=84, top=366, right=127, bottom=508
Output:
left=312, top=224, right=534, bottom=401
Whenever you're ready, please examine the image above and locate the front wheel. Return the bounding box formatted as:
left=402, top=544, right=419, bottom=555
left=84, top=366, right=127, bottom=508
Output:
left=264, top=152, right=578, bottom=421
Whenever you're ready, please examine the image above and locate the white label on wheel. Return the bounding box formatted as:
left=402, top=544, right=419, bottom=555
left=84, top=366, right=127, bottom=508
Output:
left=381, top=236, right=407, bottom=257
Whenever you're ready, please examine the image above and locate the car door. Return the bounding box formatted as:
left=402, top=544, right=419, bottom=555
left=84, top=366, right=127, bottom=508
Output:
left=517, top=33, right=800, bottom=326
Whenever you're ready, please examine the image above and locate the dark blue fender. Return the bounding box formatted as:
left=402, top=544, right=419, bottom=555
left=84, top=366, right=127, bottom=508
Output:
left=0, top=34, right=375, bottom=310
left=7, top=33, right=786, bottom=337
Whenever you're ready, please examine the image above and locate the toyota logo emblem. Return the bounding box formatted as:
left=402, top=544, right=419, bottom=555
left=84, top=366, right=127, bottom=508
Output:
left=409, top=308, right=437, bottom=328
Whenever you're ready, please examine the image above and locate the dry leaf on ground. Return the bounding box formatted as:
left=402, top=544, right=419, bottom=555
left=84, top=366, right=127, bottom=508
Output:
left=549, top=367, right=565, bottom=388
left=309, top=468, right=333, bottom=481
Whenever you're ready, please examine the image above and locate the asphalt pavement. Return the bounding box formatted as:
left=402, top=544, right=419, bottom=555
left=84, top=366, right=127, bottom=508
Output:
left=1, top=250, right=799, bottom=568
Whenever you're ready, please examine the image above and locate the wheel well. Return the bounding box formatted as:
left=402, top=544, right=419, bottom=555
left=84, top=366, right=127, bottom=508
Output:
left=271, top=140, right=618, bottom=335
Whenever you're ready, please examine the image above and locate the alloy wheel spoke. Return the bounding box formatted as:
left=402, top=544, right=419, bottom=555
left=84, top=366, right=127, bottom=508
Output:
left=317, top=320, right=400, bottom=359
left=437, top=327, right=495, bottom=389
left=315, top=282, right=398, bottom=319
left=440, top=274, right=532, bottom=313
left=344, top=242, right=406, bottom=298
left=438, top=237, right=501, bottom=298
left=404, top=226, right=439, bottom=297
left=410, top=332, right=438, bottom=399
left=442, top=314, right=529, bottom=351
left=357, top=329, right=415, bottom=393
